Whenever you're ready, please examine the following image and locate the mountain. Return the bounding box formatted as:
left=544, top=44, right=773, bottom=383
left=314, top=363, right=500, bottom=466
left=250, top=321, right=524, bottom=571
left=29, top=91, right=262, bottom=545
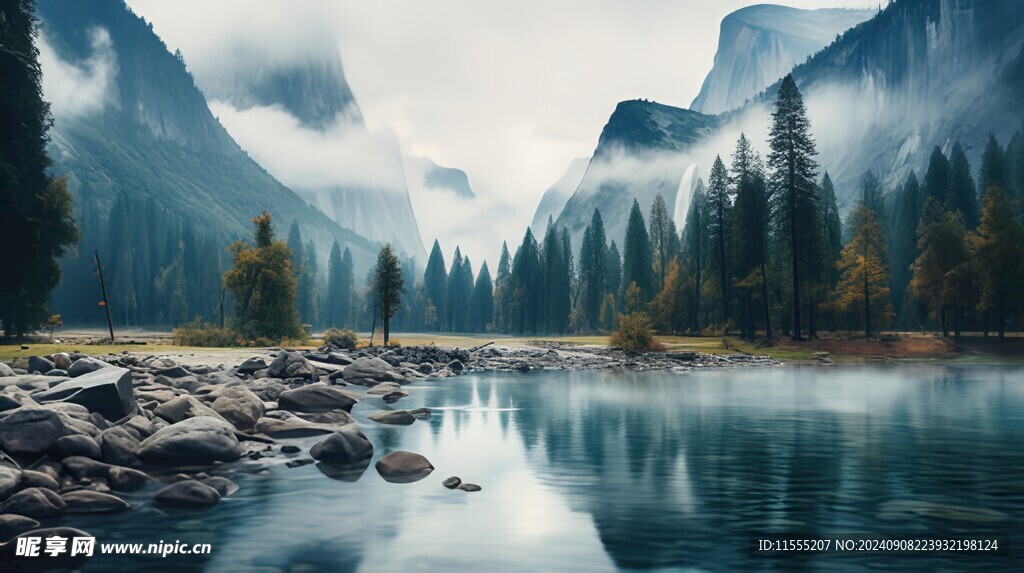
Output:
left=38, top=0, right=379, bottom=326
left=553, top=100, right=719, bottom=250
left=187, top=26, right=427, bottom=263
left=690, top=4, right=873, bottom=115
left=530, top=158, right=589, bottom=233
left=404, top=156, right=475, bottom=199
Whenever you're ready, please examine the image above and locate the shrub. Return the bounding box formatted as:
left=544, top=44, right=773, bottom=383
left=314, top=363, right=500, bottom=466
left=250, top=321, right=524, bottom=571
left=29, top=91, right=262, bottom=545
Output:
left=172, top=318, right=243, bottom=347
left=386, top=338, right=402, bottom=348
left=610, top=311, right=659, bottom=354
left=323, top=327, right=359, bottom=350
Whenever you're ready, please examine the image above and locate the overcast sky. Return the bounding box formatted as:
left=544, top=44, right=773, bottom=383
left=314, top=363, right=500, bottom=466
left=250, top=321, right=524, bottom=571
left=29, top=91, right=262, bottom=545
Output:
left=128, top=0, right=874, bottom=266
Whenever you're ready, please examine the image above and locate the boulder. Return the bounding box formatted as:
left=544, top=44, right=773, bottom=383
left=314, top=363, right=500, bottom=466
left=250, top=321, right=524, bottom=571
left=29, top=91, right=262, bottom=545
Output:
left=107, top=467, right=150, bottom=492
left=32, top=366, right=135, bottom=421
left=417, top=363, right=434, bottom=375
left=0, top=466, right=21, bottom=499
left=153, top=480, right=221, bottom=509
left=327, top=352, right=354, bottom=366
left=254, top=412, right=343, bottom=438
left=0, top=488, right=65, bottom=518
left=0, top=513, right=39, bottom=541
left=278, top=385, right=358, bottom=413
left=50, top=434, right=102, bottom=460
left=52, top=354, right=72, bottom=371
left=122, top=415, right=157, bottom=439
left=369, top=410, right=416, bottom=426
left=267, top=352, right=316, bottom=380
left=382, top=391, right=408, bottom=404
left=154, top=396, right=225, bottom=424
left=67, top=357, right=108, bottom=378
left=18, top=470, right=58, bottom=491
left=0, top=395, right=21, bottom=412
left=0, top=364, right=15, bottom=377
left=342, top=357, right=405, bottom=386
left=135, top=417, right=243, bottom=466
left=44, top=369, right=68, bottom=377
left=27, top=357, right=54, bottom=375
left=98, top=426, right=142, bottom=467
left=209, top=388, right=264, bottom=431
left=374, top=450, right=434, bottom=483
left=0, top=408, right=81, bottom=456
left=0, top=375, right=56, bottom=392
left=366, top=382, right=402, bottom=395
left=244, top=378, right=287, bottom=401
left=61, top=490, right=129, bottom=513
left=447, top=359, right=465, bottom=373
left=154, top=365, right=190, bottom=378
left=309, top=427, right=374, bottom=465
left=199, top=476, right=238, bottom=497
left=236, top=357, right=267, bottom=375
left=60, top=456, right=112, bottom=480
left=442, top=476, right=461, bottom=489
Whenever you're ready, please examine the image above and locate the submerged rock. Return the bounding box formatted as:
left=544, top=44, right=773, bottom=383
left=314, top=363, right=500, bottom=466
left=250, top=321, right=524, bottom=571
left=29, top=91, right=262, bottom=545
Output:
left=309, top=427, right=374, bottom=465
left=369, top=410, right=415, bottom=426
left=442, top=476, right=461, bottom=489
left=0, top=487, right=66, bottom=518
left=61, top=490, right=129, bottom=513
left=458, top=483, right=482, bottom=492
left=0, top=513, right=39, bottom=540
left=154, top=480, right=221, bottom=509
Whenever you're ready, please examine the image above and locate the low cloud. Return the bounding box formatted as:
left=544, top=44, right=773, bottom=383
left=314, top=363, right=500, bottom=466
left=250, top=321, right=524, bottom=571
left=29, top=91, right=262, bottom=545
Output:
left=39, top=27, right=118, bottom=120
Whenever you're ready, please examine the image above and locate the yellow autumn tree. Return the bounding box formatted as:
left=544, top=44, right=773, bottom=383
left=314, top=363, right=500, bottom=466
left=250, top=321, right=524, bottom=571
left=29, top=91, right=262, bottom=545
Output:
left=834, top=203, right=892, bottom=337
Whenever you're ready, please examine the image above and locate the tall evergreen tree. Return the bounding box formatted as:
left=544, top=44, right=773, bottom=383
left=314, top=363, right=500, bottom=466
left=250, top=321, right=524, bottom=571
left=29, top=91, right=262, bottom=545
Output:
left=978, top=134, right=1009, bottom=201
left=731, top=137, right=772, bottom=340
left=471, top=262, right=494, bottom=331
left=860, top=170, right=884, bottom=217
left=681, top=180, right=707, bottom=332
left=947, top=141, right=979, bottom=228
left=324, top=241, right=344, bottom=327
left=286, top=221, right=316, bottom=326
left=446, top=247, right=473, bottom=331
left=338, top=247, right=354, bottom=327
left=910, top=198, right=973, bottom=340
left=494, top=242, right=512, bottom=333
left=423, top=239, right=448, bottom=331
left=971, top=186, right=1024, bottom=339
left=605, top=240, right=622, bottom=305
left=622, top=199, right=654, bottom=302
left=541, top=221, right=570, bottom=333
left=579, top=209, right=608, bottom=330
left=767, top=74, right=819, bottom=340
left=304, top=240, right=320, bottom=329
left=648, top=194, right=672, bottom=290
left=889, top=172, right=922, bottom=327
left=923, top=146, right=951, bottom=204
left=0, top=1, right=80, bottom=336
left=372, top=243, right=405, bottom=346
left=510, top=228, right=542, bottom=332
left=706, top=155, right=733, bottom=323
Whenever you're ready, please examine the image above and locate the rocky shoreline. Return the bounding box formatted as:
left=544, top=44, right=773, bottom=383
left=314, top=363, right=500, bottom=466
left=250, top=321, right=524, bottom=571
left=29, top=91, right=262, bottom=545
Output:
left=0, top=342, right=775, bottom=567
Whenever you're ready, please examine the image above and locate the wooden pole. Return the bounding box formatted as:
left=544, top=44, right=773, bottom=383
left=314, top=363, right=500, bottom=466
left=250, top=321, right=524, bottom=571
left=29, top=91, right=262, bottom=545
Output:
left=94, top=248, right=114, bottom=343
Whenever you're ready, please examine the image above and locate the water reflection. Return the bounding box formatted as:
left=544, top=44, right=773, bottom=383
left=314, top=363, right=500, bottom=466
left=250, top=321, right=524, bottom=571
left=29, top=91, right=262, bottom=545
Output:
left=67, top=365, right=1024, bottom=572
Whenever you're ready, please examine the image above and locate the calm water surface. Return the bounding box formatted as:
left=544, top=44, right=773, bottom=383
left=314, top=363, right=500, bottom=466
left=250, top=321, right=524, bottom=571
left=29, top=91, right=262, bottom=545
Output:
left=65, top=365, right=1024, bottom=572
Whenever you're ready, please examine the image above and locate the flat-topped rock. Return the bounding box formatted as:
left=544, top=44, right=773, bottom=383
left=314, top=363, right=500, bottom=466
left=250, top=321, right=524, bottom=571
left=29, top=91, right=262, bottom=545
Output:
left=278, top=385, right=358, bottom=413
left=32, top=366, right=135, bottom=421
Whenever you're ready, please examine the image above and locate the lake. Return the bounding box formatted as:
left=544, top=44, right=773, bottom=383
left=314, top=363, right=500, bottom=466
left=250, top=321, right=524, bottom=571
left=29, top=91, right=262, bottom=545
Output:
left=64, top=365, right=1024, bottom=571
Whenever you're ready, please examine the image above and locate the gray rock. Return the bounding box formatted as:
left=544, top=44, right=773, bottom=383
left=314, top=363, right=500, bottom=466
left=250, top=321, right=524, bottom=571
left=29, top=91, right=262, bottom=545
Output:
left=0, top=408, right=81, bottom=456
left=200, top=476, right=238, bottom=497
left=448, top=359, right=465, bottom=373
left=382, top=391, right=408, bottom=404
left=296, top=409, right=356, bottom=425
left=67, top=357, right=108, bottom=377
left=342, top=357, right=405, bottom=386
left=458, top=483, right=481, bottom=492
left=267, top=352, right=316, bottom=380
left=0, top=375, right=57, bottom=392
left=19, top=470, right=58, bottom=491
left=309, top=427, right=374, bottom=465
left=254, top=413, right=341, bottom=438
left=418, top=363, right=434, bottom=375
left=155, top=365, right=190, bottom=378
left=328, top=352, right=354, bottom=366
left=32, top=366, right=136, bottom=421
left=0, top=363, right=15, bottom=377
left=409, top=408, right=432, bottom=420
left=375, top=450, right=434, bottom=483
left=153, top=480, right=221, bottom=509
left=44, top=369, right=68, bottom=377
left=369, top=410, right=416, bottom=425
left=62, top=490, right=129, bottom=513
left=0, top=488, right=66, bottom=518
left=51, top=434, right=102, bottom=460
left=236, top=357, right=267, bottom=375
left=0, top=466, right=21, bottom=499
left=0, top=513, right=39, bottom=540
left=27, top=356, right=54, bottom=375
left=0, top=395, right=20, bottom=412
left=52, top=353, right=72, bottom=371
left=61, top=456, right=112, bottom=479
left=278, top=385, right=358, bottom=413
left=136, top=417, right=243, bottom=467
left=442, top=476, right=461, bottom=489
left=210, top=388, right=264, bottom=431
left=99, top=426, right=142, bottom=467
left=122, top=415, right=157, bottom=439
left=244, top=378, right=287, bottom=401
left=280, top=445, right=301, bottom=454
left=107, top=466, right=150, bottom=491
left=366, top=382, right=402, bottom=395
left=154, top=396, right=225, bottom=424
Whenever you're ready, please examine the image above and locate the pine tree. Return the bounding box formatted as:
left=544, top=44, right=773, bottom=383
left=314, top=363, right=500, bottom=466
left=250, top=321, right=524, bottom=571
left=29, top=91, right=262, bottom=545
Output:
left=648, top=194, right=672, bottom=290
left=706, top=155, right=733, bottom=324
left=767, top=74, right=819, bottom=340
left=971, top=186, right=1024, bottom=339
left=446, top=247, right=466, bottom=331
left=888, top=172, right=922, bottom=327
left=605, top=240, right=622, bottom=305
left=304, top=240, right=320, bottom=329
left=471, top=261, right=494, bottom=331
left=510, top=228, right=541, bottom=332
left=0, top=1, right=80, bottom=336
left=978, top=134, right=1009, bottom=201
left=286, top=220, right=316, bottom=326
left=579, top=208, right=608, bottom=330
left=947, top=141, right=979, bottom=228
left=731, top=135, right=771, bottom=340
left=423, top=239, right=448, bottom=331
left=834, top=204, right=891, bottom=337
left=681, top=180, right=707, bottom=332
left=223, top=212, right=303, bottom=341
left=494, top=242, right=512, bottom=333
left=622, top=199, right=653, bottom=303
left=325, top=241, right=343, bottom=327
left=910, top=198, right=974, bottom=342
left=923, top=146, right=951, bottom=204
left=541, top=221, right=570, bottom=333
left=339, top=247, right=354, bottom=327
left=372, top=243, right=405, bottom=346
